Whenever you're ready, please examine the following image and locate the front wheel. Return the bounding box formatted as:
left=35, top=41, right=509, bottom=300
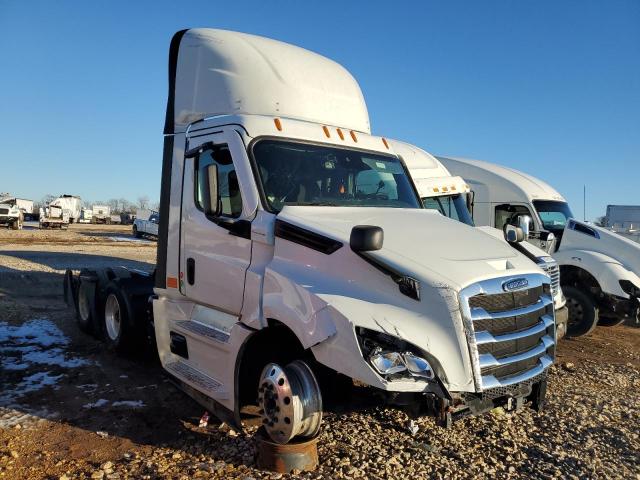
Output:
left=257, top=360, right=322, bottom=444
left=133, top=225, right=141, bottom=238
left=564, top=285, right=599, bottom=337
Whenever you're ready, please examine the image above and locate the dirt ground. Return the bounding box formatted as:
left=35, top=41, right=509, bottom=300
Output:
left=0, top=224, right=639, bottom=480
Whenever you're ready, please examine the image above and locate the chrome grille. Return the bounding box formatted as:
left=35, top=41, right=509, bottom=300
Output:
left=540, top=262, right=560, bottom=297
left=460, top=273, right=555, bottom=391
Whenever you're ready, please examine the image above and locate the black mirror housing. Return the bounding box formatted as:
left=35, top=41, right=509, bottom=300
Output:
left=350, top=225, right=384, bottom=252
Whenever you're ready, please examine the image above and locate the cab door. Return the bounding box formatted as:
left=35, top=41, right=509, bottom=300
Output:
left=180, top=129, right=253, bottom=317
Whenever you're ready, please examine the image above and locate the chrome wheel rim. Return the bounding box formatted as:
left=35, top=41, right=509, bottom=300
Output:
left=104, top=294, right=121, bottom=341
left=78, top=284, right=91, bottom=321
left=258, top=360, right=322, bottom=444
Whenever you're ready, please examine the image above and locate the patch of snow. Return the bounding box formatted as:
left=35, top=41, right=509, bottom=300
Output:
left=22, top=348, right=89, bottom=368
left=83, top=399, right=110, bottom=409
left=112, top=400, right=145, bottom=408
left=0, top=319, right=68, bottom=347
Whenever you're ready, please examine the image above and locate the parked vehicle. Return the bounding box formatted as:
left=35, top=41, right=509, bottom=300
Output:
left=92, top=205, right=112, bottom=224
left=120, top=212, right=136, bottom=225
left=392, top=140, right=568, bottom=339
left=0, top=196, right=33, bottom=229
left=439, top=156, right=640, bottom=333
left=132, top=211, right=158, bottom=238
left=40, top=205, right=70, bottom=229
left=64, top=29, right=556, bottom=445
left=79, top=208, right=93, bottom=223
left=49, top=195, right=82, bottom=224
left=605, top=205, right=640, bottom=244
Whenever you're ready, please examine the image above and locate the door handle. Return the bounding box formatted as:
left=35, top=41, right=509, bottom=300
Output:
left=187, top=258, right=195, bottom=285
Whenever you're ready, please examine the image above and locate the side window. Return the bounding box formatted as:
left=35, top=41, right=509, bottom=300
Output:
left=494, top=204, right=533, bottom=230
left=195, top=146, right=243, bottom=218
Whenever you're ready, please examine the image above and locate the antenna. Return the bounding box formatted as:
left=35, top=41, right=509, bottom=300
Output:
left=583, top=185, right=586, bottom=221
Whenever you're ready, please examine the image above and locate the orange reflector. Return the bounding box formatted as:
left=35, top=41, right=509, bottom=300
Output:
left=382, top=137, right=389, bottom=149
left=339, top=184, right=345, bottom=194
left=322, top=126, right=330, bottom=138
left=350, top=131, right=358, bottom=142
left=274, top=118, right=282, bottom=131
left=443, top=187, right=448, bottom=192
left=451, top=186, right=457, bottom=191
left=337, top=128, right=344, bottom=140
left=167, top=277, right=178, bottom=288
left=433, top=187, right=439, bottom=192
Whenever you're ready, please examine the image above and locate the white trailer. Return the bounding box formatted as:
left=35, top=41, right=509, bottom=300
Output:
left=393, top=140, right=568, bottom=339
left=64, top=29, right=556, bottom=445
left=79, top=208, right=93, bottom=223
left=439, top=156, right=640, bottom=334
left=91, top=205, right=112, bottom=224
left=49, top=195, right=82, bottom=223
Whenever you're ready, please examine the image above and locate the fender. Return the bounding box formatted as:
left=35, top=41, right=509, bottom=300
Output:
left=553, top=249, right=640, bottom=299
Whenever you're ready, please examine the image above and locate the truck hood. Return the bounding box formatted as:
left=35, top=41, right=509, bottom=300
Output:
left=561, top=220, right=640, bottom=275
left=278, top=207, right=541, bottom=290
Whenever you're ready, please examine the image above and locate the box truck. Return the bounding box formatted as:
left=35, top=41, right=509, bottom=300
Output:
left=392, top=141, right=568, bottom=339
left=91, top=205, right=112, bottom=224
left=49, top=195, right=82, bottom=224
left=438, top=156, right=640, bottom=335
left=64, top=29, right=557, bottom=445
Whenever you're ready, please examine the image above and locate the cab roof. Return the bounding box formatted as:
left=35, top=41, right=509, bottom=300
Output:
left=165, top=29, right=370, bottom=135
left=437, top=156, right=566, bottom=203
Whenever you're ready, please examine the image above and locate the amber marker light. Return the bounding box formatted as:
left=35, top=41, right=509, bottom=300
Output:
left=274, top=118, right=282, bottom=131
left=322, top=126, right=331, bottom=138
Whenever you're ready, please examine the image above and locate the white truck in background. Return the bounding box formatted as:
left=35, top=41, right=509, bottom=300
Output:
left=392, top=141, right=568, bottom=339
left=132, top=210, right=159, bottom=238
left=79, top=208, right=93, bottom=223
left=91, top=205, right=112, bottom=224
left=0, top=196, right=33, bottom=229
left=49, top=195, right=82, bottom=224
left=606, top=205, right=640, bottom=244
left=439, top=156, right=640, bottom=334
left=64, top=28, right=558, bottom=445
left=39, top=205, right=70, bottom=229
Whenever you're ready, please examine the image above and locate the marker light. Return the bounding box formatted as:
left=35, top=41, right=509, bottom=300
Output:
left=337, top=128, right=345, bottom=140
left=322, top=126, right=330, bottom=138
left=382, top=138, right=389, bottom=149
left=274, top=118, right=282, bottom=131
left=350, top=130, right=358, bottom=142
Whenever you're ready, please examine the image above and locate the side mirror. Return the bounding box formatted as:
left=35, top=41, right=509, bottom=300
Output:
left=203, top=164, right=221, bottom=217
left=350, top=225, right=384, bottom=252
left=504, top=224, right=525, bottom=243
left=516, top=215, right=532, bottom=237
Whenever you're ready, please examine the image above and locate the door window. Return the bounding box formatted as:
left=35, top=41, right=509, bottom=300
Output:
left=494, top=204, right=534, bottom=230
left=195, top=146, right=243, bottom=218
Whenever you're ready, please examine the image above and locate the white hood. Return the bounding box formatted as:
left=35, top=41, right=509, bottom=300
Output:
left=561, top=220, right=640, bottom=275
left=278, top=206, right=541, bottom=290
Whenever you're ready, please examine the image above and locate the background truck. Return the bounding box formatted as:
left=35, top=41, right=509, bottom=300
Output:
left=49, top=195, right=82, bottom=223
left=439, top=156, right=640, bottom=335
left=392, top=140, right=568, bottom=339
left=39, top=205, right=70, bottom=229
left=605, top=205, right=640, bottom=244
left=64, top=28, right=556, bottom=446
left=0, top=196, right=33, bottom=229
left=91, top=204, right=112, bottom=224
left=132, top=210, right=158, bottom=238
left=79, top=208, right=93, bottom=223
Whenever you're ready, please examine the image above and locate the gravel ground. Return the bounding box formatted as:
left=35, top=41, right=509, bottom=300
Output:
left=0, top=224, right=639, bottom=479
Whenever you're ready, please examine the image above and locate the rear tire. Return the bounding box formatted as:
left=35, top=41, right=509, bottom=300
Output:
left=133, top=225, right=141, bottom=238
left=103, top=283, right=133, bottom=353
left=564, top=285, right=599, bottom=337
left=75, top=281, right=95, bottom=334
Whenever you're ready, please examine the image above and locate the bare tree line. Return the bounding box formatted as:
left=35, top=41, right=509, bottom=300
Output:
left=35, top=194, right=159, bottom=214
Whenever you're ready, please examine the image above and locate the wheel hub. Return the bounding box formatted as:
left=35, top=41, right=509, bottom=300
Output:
left=257, top=360, right=322, bottom=444
left=104, top=294, right=121, bottom=341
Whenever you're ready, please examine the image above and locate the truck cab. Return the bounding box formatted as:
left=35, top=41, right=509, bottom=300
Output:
left=392, top=140, right=568, bottom=339
left=438, top=156, right=640, bottom=335
left=67, top=29, right=558, bottom=445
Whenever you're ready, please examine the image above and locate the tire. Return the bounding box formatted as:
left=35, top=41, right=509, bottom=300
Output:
left=597, top=315, right=626, bottom=327
left=103, top=282, right=134, bottom=353
left=75, top=280, right=95, bottom=334
left=564, top=285, right=599, bottom=337
left=133, top=225, right=141, bottom=238
left=106, top=218, right=112, bottom=225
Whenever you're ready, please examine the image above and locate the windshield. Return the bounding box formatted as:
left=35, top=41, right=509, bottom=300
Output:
left=422, top=194, right=474, bottom=226
left=253, top=140, right=421, bottom=212
left=533, top=200, right=574, bottom=232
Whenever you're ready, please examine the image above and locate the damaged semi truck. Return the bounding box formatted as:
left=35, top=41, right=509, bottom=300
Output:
left=64, top=29, right=557, bottom=444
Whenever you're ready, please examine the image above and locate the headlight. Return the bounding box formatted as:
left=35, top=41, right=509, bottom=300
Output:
left=357, top=327, right=438, bottom=381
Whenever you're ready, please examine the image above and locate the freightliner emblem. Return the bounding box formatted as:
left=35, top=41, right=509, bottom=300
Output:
left=503, top=278, right=529, bottom=292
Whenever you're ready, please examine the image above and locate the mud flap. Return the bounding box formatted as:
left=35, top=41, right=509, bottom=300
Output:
left=529, top=378, right=548, bottom=412
left=63, top=269, right=78, bottom=307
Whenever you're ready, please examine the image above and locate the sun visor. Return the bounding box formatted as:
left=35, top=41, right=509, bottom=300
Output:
left=164, top=29, right=370, bottom=135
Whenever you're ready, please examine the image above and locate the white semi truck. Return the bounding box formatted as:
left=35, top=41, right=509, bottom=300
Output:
left=392, top=141, right=568, bottom=339
left=0, top=197, right=33, bottom=229
left=439, top=156, right=640, bottom=335
left=48, top=195, right=82, bottom=224
left=91, top=205, right=112, bottom=224
left=64, top=29, right=557, bottom=444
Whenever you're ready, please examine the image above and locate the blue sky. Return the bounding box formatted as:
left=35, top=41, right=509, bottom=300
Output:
left=0, top=1, right=638, bottom=219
